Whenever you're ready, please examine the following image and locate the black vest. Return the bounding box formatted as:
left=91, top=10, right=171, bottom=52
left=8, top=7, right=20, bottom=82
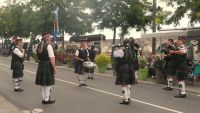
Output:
left=77, top=49, right=88, bottom=63
left=37, top=43, right=50, bottom=61
left=12, top=46, right=24, bottom=63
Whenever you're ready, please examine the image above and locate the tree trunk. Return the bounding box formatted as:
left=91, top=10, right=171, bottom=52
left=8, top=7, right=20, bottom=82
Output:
left=112, top=26, right=117, bottom=45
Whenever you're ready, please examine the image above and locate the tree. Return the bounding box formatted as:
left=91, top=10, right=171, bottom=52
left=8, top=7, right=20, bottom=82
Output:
left=28, top=0, right=93, bottom=36
left=162, top=0, right=200, bottom=26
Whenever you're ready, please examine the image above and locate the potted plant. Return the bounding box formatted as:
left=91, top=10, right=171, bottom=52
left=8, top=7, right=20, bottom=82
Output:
left=138, top=57, right=148, bottom=80
left=95, top=53, right=110, bottom=73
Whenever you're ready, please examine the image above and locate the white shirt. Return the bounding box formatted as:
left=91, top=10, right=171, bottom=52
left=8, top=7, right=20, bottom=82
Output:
left=75, top=48, right=89, bottom=57
left=47, top=45, right=55, bottom=58
left=13, top=47, right=24, bottom=58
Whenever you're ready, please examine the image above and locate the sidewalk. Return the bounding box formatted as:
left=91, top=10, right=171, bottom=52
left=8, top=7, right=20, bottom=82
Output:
left=0, top=96, right=21, bottom=113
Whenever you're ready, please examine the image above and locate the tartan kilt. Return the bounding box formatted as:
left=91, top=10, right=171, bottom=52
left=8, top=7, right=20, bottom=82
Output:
left=35, top=62, right=55, bottom=86
left=165, top=61, right=176, bottom=76
left=133, top=58, right=139, bottom=71
left=115, top=65, right=135, bottom=85
left=74, top=62, right=84, bottom=75
left=12, top=62, right=23, bottom=78
left=176, top=62, right=188, bottom=80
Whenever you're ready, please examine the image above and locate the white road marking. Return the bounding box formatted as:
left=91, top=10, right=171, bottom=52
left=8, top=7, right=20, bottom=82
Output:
left=198, top=95, right=200, bottom=97
left=0, top=63, right=184, bottom=113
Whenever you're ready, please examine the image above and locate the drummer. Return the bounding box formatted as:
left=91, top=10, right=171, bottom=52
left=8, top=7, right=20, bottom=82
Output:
left=74, top=42, right=90, bottom=87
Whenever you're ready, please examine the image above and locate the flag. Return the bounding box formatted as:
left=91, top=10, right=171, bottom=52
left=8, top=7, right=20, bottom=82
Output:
left=53, top=7, right=59, bottom=44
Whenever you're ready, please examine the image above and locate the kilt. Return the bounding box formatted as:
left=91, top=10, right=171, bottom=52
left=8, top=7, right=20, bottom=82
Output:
left=74, top=62, right=84, bottom=75
left=176, top=62, right=188, bottom=80
left=133, top=58, right=139, bottom=71
left=12, top=62, right=23, bottom=78
left=115, top=64, right=135, bottom=85
left=35, top=61, right=55, bottom=86
left=165, top=61, right=176, bottom=76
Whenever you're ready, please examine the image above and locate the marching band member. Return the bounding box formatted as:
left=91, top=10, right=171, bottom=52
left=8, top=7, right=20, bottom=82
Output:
left=113, top=38, right=136, bottom=105
left=74, top=42, right=90, bottom=87
left=163, top=39, right=176, bottom=91
left=11, top=38, right=25, bottom=92
left=36, top=32, right=56, bottom=104
left=169, top=37, right=187, bottom=98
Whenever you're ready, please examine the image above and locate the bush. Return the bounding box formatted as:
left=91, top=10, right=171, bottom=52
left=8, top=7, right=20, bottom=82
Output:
left=31, top=52, right=39, bottom=62
left=95, top=53, right=111, bottom=73
left=138, top=57, right=147, bottom=69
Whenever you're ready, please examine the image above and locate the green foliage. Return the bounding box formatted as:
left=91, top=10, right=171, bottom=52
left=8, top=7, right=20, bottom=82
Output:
left=138, top=68, right=148, bottom=80
left=95, top=53, right=110, bottom=68
left=161, top=0, right=200, bottom=25
left=138, top=57, right=147, bottom=69
left=31, top=52, right=39, bottom=62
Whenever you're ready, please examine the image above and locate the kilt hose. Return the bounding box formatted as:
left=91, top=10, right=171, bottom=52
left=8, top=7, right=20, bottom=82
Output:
left=12, top=62, right=24, bottom=78
left=115, top=64, right=135, bottom=85
left=35, top=61, right=55, bottom=86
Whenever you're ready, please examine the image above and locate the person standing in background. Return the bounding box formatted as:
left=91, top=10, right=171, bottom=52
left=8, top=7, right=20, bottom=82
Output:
left=36, top=32, right=56, bottom=104
left=87, top=45, right=96, bottom=80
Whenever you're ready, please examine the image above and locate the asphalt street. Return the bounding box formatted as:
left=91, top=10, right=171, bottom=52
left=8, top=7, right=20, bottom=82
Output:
left=0, top=57, right=199, bottom=113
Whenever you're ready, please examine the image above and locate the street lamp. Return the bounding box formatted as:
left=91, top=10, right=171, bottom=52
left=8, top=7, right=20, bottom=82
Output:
left=152, top=0, right=157, bottom=54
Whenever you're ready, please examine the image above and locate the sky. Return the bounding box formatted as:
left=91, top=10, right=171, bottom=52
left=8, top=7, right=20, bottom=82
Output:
left=0, top=0, right=198, bottom=40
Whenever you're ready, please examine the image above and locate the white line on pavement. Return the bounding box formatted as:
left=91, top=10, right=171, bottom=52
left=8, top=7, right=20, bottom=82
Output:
left=198, top=95, right=200, bottom=97
left=0, top=63, right=184, bottom=113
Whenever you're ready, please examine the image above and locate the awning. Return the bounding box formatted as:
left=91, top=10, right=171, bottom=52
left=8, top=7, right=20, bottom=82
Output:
left=69, top=34, right=106, bottom=43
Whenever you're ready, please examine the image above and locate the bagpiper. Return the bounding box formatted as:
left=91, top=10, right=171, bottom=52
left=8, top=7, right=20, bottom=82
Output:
left=162, top=39, right=176, bottom=91
left=113, top=38, right=136, bottom=105
left=11, top=38, right=25, bottom=92
left=35, top=32, right=56, bottom=104
left=168, top=37, right=187, bottom=98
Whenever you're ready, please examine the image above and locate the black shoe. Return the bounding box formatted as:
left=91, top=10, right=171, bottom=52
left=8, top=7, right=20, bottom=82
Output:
left=174, top=94, right=187, bottom=98
left=91, top=76, right=94, bottom=80
left=120, top=100, right=129, bottom=105
left=128, top=98, right=131, bottom=102
left=87, top=77, right=90, bottom=79
left=163, top=87, right=173, bottom=91
left=42, top=99, right=55, bottom=104
left=14, top=88, right=24, bottom=92
left=82, top=84, right=88, bottom=87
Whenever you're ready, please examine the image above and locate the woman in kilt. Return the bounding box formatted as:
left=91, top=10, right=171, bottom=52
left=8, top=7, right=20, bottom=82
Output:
left=11, top=38, right=25, bottom=92
left=35, top=33, right=56, bottom=104
left=113, top=38, right=135, bottom=105
left=169, top=37, right=187, bottom=98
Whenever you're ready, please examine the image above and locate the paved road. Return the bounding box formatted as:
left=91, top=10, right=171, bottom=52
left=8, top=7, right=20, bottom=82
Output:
left=0, top=57, right=199, bottom=113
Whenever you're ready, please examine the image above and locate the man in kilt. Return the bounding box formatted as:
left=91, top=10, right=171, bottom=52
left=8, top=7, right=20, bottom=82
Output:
left=11, top=38, right=25, bottom=92
left=36, top=33, right=56, bottom=104
left=129, top=37, right=140, bottom=83
left=113, top=38, right=135, bottom=105
left=163, top=39, right=176, bottom=91
left=168, top=37, right=187, bottom=98
left=74, top=42, right=90, bottom=87
left=10, top=36, right=17, bottom=70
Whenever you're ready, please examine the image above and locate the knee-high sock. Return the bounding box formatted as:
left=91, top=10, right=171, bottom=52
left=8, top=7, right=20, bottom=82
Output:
left=13, top=79, right=19, bottom=89
left=135, top=71, right=138, bottom=80
left=122, top=86, right=128, bottom=100
left=178, top=81, right=186, bottom=95
left=79, top=75, right=86, bottom=84
left=127, top=85, right=131, bottom=99
left=44, top=86, right=52, bottom=101
left=41, top=87, right=45, bottom=100
left=167, top=78, right=173, bottom=88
